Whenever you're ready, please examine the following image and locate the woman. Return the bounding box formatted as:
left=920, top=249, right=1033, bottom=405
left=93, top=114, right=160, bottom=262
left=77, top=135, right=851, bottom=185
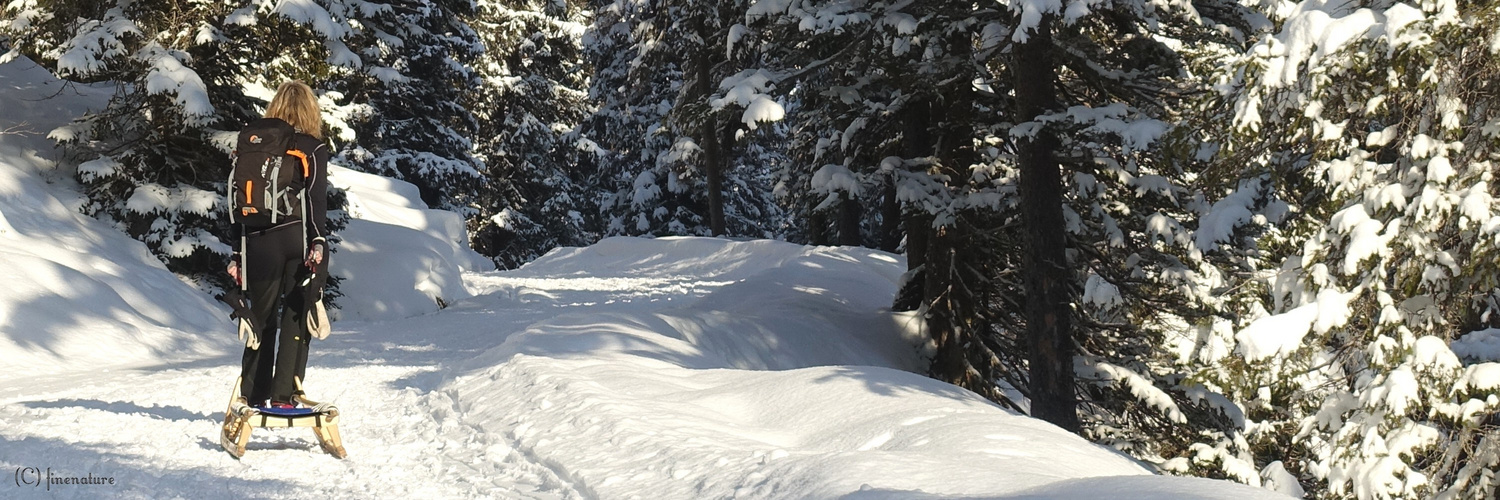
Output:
left=226, top=81, right=331, bottom=409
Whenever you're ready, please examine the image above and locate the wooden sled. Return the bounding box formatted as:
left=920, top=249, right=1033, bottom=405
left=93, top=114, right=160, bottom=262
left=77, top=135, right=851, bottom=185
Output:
left=220, top=377, right=346, bottom=459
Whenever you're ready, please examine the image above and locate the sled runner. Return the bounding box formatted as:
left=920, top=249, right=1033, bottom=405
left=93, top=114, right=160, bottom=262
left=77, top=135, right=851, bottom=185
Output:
left=220, top=377, right=346, bottom=459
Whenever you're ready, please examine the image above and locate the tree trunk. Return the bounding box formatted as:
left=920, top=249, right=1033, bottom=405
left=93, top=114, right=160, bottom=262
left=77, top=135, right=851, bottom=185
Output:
left=924, top=225, right=967, bottom=385
left=880, top=174, right=901, bottom=252
left=1013, top=15, right=1079, bottom=433
left=695, top=19, right=726, bottom=236
left=809, top=209, right=829, bottom=246
left=701, top=120, right=726, bottom=236
left=900, top=94, right=948, bottom=379
left=903, top=94, right=943, bottom=379
left=900, top=97, right=934, bottom=271
left=838, top=196, right=862, bottom=246
left=922, top=26, right=984, bottom=390
left=904, top=213, right=930, bottom=271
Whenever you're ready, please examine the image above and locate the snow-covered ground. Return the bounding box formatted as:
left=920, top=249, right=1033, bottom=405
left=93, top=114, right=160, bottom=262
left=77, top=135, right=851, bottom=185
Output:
left=0, top=236, right=1288, bottom=499
left=0, top=59, right=1289, bottom=499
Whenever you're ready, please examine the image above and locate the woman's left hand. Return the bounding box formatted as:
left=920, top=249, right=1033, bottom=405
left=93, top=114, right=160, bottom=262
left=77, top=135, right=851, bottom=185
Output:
left=305, top=242, right=325, bottom=269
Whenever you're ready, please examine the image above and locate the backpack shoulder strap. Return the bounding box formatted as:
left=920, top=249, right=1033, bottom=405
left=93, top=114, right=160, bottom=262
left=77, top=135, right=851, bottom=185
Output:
left=286, top=135, right=328, bottom=180
left=287, top=149, right=311, bottom=178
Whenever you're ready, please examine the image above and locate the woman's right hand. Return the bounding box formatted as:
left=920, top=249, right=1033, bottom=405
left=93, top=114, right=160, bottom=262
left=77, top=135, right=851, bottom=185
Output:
left=227, top=256, right=241, bottom=285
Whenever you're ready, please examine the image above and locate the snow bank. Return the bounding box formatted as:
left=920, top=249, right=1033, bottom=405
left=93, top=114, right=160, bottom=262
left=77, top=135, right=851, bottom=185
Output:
left=467, top=239, right=918, bottom=372
left=512, top=236, right=816, bottom=281
left=329, top=165, right=491, bottom=321
left=0, top=57, right=113, bottom=178
left=0, top=58, right=230, bottom=381
left=448, top=237, right=1286, bottom=499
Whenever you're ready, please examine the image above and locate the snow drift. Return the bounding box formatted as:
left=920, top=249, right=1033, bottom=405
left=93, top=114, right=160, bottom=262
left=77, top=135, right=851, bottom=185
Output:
left=0, top=57, right=228, bottom=381
left=329, top=165, right=491, bottom=321
left=446, top=237, right=1290, bottom=499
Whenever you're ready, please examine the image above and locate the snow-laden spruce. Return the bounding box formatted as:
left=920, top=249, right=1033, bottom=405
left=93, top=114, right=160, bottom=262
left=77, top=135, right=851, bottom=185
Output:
left=583, top=0, right=785, bottom=240
left=465, top=0, right=600, bottom=269
left=738, top=0, right=1299, bottom=491
left=0, top=58, right=228, bottom=379
left=1191, top=0, right=1500, bottom=498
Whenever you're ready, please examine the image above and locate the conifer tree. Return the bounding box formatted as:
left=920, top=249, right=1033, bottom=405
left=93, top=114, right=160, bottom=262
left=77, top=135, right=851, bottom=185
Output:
left=2, top=0, right=297, bottom=289
left=1191, top=1, right=1500, bottom=496
left=983, top=0, right=1278, bottom=482
left=584, top=0, right=781, bottom=238
left=331, top=0, right=486, bottom=216
left=743, top=0, right=1279, bottom=484
left=466, top=0, right=599, bottom=268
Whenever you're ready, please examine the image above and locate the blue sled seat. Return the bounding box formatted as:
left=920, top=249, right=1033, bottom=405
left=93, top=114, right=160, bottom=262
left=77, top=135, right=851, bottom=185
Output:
left=256, top=406, right=320, bottom=417
left=241, top=404, right=336, bottom=429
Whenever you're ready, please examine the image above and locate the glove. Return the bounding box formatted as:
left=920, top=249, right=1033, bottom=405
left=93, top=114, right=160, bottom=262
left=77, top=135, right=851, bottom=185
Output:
left=298, top=252, right=330, bottom=340
left=222, top=289, right=260, bottom=350
left=306, top=299, right=330, bottom=340
left=239, top=317, right=260, bottom=350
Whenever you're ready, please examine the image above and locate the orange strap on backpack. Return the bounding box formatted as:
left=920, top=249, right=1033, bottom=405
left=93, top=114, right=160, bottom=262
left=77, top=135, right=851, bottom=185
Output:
left=243, top=181, right=256, bottom=215
left=286, top=150, right=311, bottom=177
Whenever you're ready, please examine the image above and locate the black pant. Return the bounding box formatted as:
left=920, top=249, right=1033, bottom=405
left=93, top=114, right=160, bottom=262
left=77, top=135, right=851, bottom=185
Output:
left=238, top=223, right=319, bottom=404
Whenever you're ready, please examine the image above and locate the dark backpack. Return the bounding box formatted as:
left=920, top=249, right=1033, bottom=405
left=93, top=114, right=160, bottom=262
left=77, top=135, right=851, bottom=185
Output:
left=229, top=118, right=312, bottom=225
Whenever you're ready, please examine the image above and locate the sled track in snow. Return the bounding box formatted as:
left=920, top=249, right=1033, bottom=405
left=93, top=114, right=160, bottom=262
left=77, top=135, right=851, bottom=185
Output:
left=419, top=386, right=590, bottom=500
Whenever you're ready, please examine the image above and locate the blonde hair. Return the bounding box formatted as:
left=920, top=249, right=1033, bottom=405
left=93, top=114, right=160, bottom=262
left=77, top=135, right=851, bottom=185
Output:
left=264, top=81, right=323, bottom=139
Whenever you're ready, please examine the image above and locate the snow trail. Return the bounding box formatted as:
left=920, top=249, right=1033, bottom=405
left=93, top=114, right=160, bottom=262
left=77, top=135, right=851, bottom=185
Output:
left=0, top=339, right=580, bottom=499
left=0, top=236, right=873, bottom=499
